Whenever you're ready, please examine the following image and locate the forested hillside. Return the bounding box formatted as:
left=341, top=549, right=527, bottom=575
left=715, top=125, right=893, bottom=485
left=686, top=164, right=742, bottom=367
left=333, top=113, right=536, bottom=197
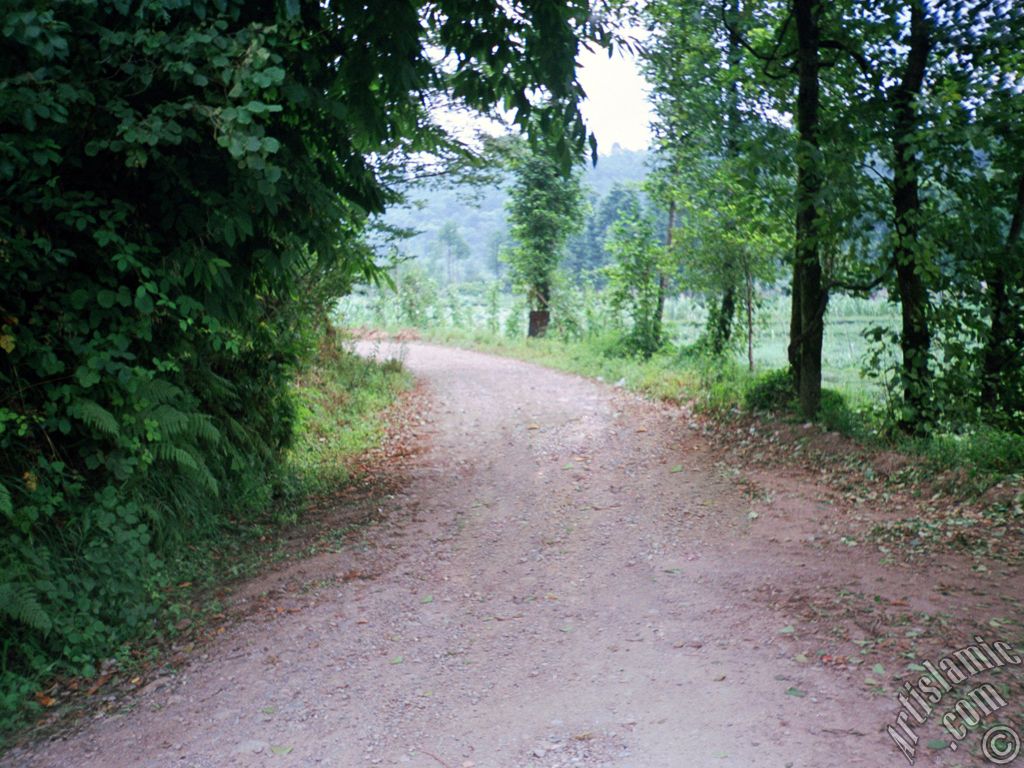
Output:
left=381, top=146, right=650, bottom=282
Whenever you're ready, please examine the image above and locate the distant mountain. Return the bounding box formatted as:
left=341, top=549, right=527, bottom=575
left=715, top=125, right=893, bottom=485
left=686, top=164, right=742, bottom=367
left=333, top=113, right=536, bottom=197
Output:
left=381, top=147, right=650, bottom=282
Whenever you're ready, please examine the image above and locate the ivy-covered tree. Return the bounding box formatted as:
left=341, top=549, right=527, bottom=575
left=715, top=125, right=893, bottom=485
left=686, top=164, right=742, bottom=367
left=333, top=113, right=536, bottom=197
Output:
left=504, top=142, right=585, bottom=337
left=602, top=198, right=668, bottom=358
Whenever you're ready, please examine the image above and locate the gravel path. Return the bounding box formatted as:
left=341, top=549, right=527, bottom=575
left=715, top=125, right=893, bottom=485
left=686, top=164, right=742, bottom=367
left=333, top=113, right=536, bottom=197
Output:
left=5, top=342, right=935, bottom=767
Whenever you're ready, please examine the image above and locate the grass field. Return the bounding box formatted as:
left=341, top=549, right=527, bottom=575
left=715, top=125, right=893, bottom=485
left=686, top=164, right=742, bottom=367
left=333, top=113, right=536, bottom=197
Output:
left=337, top=284, right=899, bottom=404
left=337, top=285, right=1024, bottom=481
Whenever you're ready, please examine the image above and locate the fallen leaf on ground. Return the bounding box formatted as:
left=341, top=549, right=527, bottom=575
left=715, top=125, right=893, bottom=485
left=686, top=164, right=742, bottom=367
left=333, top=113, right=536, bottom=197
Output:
left=86, top=673, right=112, bottom=696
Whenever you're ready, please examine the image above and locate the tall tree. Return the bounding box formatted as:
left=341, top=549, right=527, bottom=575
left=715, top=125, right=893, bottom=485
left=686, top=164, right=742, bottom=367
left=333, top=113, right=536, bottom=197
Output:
left=788, top=0, right=827, bottom=418
left=434, top=221, right=471, bottom=284
left=643, top=0, right=790, bottom=363
left=922, top=1, right=1024, bottom=426
left=831, top=0, right=1013, bottom=429
left=602, top=198, right=667, bottom=357
left=889, top=3, right=933, bottom=428
left=504, top=143, right=585, bottom=337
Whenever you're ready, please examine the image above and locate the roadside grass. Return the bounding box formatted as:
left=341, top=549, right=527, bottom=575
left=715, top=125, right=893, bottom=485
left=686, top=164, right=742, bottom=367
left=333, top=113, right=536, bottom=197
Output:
left=286, top=334, right=411, bottom=499
left=1, top=335, right=410, bottom=746
left=340, top=287, right=898, bottom=400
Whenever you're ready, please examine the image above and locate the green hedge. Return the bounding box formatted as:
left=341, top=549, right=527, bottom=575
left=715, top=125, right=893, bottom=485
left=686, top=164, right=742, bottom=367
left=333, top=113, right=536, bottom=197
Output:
left=0, top=0, right=371, bottom=713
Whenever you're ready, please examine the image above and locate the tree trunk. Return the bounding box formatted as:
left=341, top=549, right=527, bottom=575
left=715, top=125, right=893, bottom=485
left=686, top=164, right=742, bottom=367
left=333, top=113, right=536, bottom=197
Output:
left=981, top=170, right=1024, bottom=410
left=791, top=0, right=826, bottom=419
left=746, top=266, right=755, bottom=372
left=713, top=286, right=736, bottom=354
left=528, top=310, right=549, bottom=338
left=789, top=260, right=802, bottom=392
left=890, top=0, right=933, bottom=432
left=528, top=283, right=550, bottom=337
left=713, top=0, right=742, bottom=354
left=654, top=200, right=676, bottom=348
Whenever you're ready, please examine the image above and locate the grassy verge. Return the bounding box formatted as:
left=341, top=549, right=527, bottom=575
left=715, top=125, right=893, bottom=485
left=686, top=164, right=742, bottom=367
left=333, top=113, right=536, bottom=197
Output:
left=286, top=335, right=411, bottom=497
left=1, top=335, right=410, bottom=745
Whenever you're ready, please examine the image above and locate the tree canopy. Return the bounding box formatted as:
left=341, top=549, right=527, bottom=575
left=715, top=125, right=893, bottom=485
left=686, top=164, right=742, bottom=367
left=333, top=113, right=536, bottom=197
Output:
left=641, top=0, right=1024, bottom=427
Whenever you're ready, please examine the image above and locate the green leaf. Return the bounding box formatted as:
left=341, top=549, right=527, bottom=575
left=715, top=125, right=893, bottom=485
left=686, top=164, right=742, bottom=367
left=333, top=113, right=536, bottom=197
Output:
left=134, top=287, right=154, bottom=314
left=75, top=367, right=101, bottom=389
left=0, top=483, right=12, bottom=518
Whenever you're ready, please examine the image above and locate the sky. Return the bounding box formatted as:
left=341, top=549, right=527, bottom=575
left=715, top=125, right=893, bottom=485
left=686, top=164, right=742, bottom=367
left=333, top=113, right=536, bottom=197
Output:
left=432, top=35, right=655, bottom=157
left=577, top=41, right=654, bottom=154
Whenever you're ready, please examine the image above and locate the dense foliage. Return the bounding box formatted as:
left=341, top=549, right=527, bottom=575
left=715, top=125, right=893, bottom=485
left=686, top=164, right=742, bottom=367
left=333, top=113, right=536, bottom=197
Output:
left=0, top=0, right=601, bottom=723
left=504, top=142, right=586, bottom=337
left=640, top=0, right=1024, bottom=430
left=602, top=197, right=668, bottom=357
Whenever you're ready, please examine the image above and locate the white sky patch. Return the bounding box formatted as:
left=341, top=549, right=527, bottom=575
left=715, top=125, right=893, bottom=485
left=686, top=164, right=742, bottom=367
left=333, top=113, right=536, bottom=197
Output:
left=577, top=41, right=653, bottom=154
left=429, top=33, right=654, bottom=157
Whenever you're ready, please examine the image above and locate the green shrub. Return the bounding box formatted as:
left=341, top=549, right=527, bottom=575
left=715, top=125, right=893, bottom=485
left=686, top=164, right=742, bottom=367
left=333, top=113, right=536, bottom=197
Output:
left=819, top=389, right=856, bottom=434
left=926, top=426, right=1024, bottom=477
left=744, top=367, right=796, bottom=413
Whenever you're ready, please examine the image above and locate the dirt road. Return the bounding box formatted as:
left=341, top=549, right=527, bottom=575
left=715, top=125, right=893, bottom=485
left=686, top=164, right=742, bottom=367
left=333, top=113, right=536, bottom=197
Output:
left=8, top=342, right=1005, bottom=767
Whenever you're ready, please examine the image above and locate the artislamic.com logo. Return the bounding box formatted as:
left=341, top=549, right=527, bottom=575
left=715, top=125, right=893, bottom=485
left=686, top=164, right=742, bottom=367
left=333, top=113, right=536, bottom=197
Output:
left=888, top=635, right=1021, bottom=764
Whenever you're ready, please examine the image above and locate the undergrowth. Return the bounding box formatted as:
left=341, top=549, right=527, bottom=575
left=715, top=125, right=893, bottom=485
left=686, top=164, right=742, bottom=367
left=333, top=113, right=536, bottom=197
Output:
left=0, top=336, right=409, bottom=744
